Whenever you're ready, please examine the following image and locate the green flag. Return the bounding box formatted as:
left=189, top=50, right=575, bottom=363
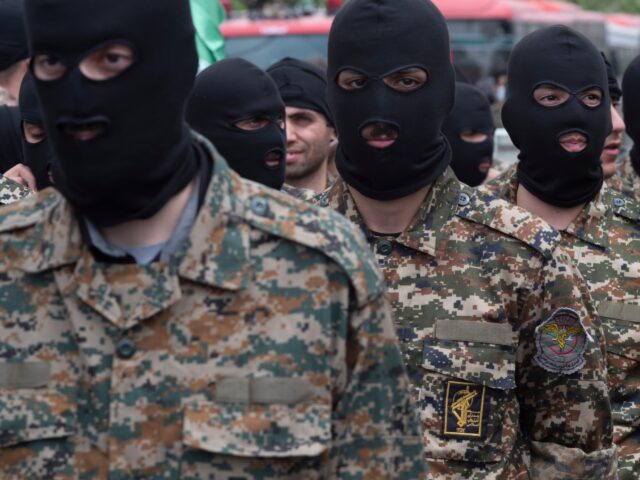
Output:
left=190, top=0, right=226, bottom=70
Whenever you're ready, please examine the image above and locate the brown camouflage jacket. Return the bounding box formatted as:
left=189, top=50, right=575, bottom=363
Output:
left=607, top=154, right=640, bottom=202
left=319, top=167, right=616, bottom=479
left=487, top=164, right=640, bottom=479
left=0, top=137, right=426, bottom=479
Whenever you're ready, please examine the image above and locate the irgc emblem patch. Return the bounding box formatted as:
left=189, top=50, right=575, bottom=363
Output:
left=534, top=308, right=593, bottom=375
left=443, top=380, right=487, bottom=439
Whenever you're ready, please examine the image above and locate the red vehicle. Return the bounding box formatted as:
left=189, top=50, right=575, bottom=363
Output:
left=220, top=0, right=639, bottom=77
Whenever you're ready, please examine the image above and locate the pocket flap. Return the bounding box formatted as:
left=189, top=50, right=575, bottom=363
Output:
left=424, top=320, right=517, bottom=390
left=183, top=399, right=331, bottom=458
left=0, top=390, right=76, bottom=448
left=599, top=302, right=640, bottom=360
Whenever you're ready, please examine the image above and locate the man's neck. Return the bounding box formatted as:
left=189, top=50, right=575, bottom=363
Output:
left=516, top=184, right=584, bottom=230
left=349, top=183, right=431, bottom=235
left=286, top=162, right=328, bottom=193
left=101, top=176, right=197, bottom=247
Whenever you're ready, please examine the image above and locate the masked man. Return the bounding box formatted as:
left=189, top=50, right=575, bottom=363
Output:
left=442, top=82, right=495, bottom=187
left=318, top=1, right=614, bottom=477
left=618, top=55, right=640, bottom=198
left=486, top=25, right=639, bottom=479
left=0, top=1, right=426, bottom=478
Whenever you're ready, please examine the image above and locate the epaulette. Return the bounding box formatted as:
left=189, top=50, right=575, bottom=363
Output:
left=241, top=179, right=385, bottom=308
left=0, top=187, right=58, bottom=233
left=0, top=175, right=34, bottom=205
left=0, top=189, right=79, bottom=273
left=456, top=184, right=562, bottom=260
left=606, top=184, right=640, bottom=223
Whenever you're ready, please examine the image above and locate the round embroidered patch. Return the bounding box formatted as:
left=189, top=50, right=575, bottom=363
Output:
left=534, top=308, right=592, bottom=375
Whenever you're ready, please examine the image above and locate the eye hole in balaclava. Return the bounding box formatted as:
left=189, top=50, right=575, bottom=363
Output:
left=502, top=25, right=611, bottom=208
left=32, top=41, right=136, bottom=83
left=19, top=71, right=53, bottom=190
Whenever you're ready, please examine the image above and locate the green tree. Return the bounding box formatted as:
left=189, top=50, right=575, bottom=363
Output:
left=568, top=0, right=640, bottom=13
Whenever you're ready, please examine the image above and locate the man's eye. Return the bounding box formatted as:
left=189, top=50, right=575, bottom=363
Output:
left=398, top=78, right=417, bottom=86
left=348, top=78, right=366, bottom=88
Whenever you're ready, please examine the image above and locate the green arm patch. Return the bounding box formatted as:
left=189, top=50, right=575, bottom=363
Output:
left=0, top=362, right=50, bottom=388
left=435, top=319, right=515, bottom=346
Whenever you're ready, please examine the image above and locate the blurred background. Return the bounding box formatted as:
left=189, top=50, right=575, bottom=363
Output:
left=195, top=0, right=640, bottom=164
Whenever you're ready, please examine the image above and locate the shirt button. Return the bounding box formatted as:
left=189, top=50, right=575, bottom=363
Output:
left=250, top=197, right=270, bottom=217
left=116, top=337, right=137, bottom=360
left=458, top=192, right=471, bottom=207
left=613, top=197, right=625, bottom=208
left=377, top=240, right=393, bottom=256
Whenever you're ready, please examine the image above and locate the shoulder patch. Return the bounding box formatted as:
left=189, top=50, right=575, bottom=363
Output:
left=241, top=179, right=385, bottom=307
left=457, top=185, right=561, bottom=259
left=534, top=308, right=593, bottom=375
left=0, top=189, right=79, bottom=273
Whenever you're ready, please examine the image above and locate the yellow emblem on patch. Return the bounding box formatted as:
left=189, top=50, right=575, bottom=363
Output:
left=443, top=380, right=487, bottom=438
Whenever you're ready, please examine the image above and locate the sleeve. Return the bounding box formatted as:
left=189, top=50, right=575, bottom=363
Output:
left=330, top=293, right=428, bottom=479
left=516, top=248, right=618, bottom=479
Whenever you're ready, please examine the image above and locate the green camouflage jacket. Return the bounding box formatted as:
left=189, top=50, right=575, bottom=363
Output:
left=319, top=167, right=615, bottom=479
left=487, top=164, right=640, bottom=479
left=0, top=175, right=33, bottom=205
left=607, top=154, right=640, bottom=202
left=0, top=137, right=426, bottom=479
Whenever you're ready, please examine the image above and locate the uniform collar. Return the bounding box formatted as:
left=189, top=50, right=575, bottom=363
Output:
left=499, top=163, right=610, bottom=250
left=325, top=167, right=461, bottom=257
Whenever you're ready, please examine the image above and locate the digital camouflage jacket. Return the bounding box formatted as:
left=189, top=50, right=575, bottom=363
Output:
left=319, top=167, right=615, bottom=480
left=487, top=164, right=640, bottom=479
left=607, top=154, right=640, bottom=202
left=0, top=137, right=426, bottom=479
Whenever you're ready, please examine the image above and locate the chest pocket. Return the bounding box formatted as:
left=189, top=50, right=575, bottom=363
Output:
left=180, top=377, right=331, bottom=479
left=0, top=362, right=77, bottom=477
left=598, top=302, right=640, bottom=428
left=420, top=320, right=519, bottom=464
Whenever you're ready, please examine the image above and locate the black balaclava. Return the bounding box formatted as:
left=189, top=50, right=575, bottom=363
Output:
left=0, top=0, right=28, bottom=71
left=24, top=0, right=198, bottom=227
left=602, top=53, right=622, bottom=101
left=327, top=0, right=455, bottom=201
left=622, top=55, right=640, bottom=176
left=19, top=72, right=52, bottom=189
left=186, top=58, right=286, bottom=189
left=442, top=82, right=495, bottom=187
left=267, top=57, right=334, bottom=126
left=503, top=25, right=611, bottom=208
left=0, top=105, right=23, bottom=171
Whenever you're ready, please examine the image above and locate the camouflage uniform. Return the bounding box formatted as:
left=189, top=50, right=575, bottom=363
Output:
left=0, top=137, right=426, bottom=479
left=487, top=163, right=640, bottom=479
left=608, top=153, right=640, bottom=202
left=318, top=167, right=616, bottom=479
left=281, top=183, right=324, bottom=203
left=0, top=174, right=33, bottom=205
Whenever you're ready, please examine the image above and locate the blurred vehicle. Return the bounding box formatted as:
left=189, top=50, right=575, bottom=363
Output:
left=221, top=0, right=640, bottom=77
